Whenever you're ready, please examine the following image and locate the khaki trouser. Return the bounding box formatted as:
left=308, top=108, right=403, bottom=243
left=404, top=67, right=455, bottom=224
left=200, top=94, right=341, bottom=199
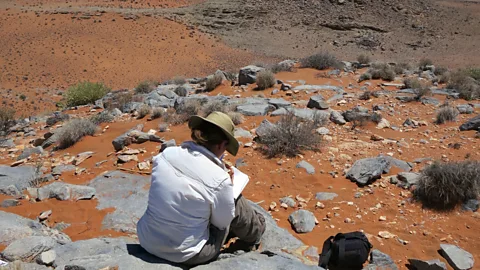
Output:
left=182, top=195, right=266, bottom=266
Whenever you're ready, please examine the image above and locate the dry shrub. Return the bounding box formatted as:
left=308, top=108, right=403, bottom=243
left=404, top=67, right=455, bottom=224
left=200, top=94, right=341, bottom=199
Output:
left=257, top=113, right=322, bottom=158
left=414, top=161, right=480, bottom=211
left=172, top=76, right=186, bottom=85
left=300, top=52, right=340, bottom=70
left=357, top=54, right=371, bottom=65
left=465, top=67, right=480, bottom=81
left=403, top=78, right=422, bottom=89
left=174, top=85, right=188, bottom=97
left=57, top=119, right=97, bottom=149
left=256, top=70, right=276, bottom=90
left=65, top=81, right=110, bottom=107
left=136, top=105, right=151, bottom=119
left=447, top=71, right=480, bottom=100
left=201, top=100, right=230, bottom=117
left=269, top=62, right=294, bottom=73
left=419, top=58, right=433, bottom=70
left=135, top=80, right=156, bottom=94
left=435, top=106, right=459, bottom=124
left=227, top=111, right=244, bottom=125
left=359, top=91, right=371, bottom=100
left=105, top=91, right=133, bottom=111
left=439, top=71, right=451, bottom=84
left=434, top=66, right=448, bottom=76
left=393, top=62, right=412, bottom=75
left=0, top=107, right=15, bottom=132
left=165, top=99, right=202, bottom=125
left=90, top=111, right=114, bottom=125
left=368, top=63, right=395, bottom=81
left=404, top=78, right=431, bottom=100
left=205, top=73, right=223, bottom=91
left=151, top=107, right=164, bottom=120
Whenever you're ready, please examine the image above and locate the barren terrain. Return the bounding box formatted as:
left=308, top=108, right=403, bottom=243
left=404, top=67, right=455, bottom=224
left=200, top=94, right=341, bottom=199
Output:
left=0, top=0, right=479, bottom=269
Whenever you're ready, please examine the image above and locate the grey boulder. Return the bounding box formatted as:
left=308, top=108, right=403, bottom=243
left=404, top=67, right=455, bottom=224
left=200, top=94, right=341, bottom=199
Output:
left=440, top=244, right=474, bottom=270
left=459, top=114, right=480, bottom=131
left=17, top=146, right=44, bottom=160
left=29, top=182, right=95, bottom=201
left=347, top=155, right=413, bottom=186
left=234, top=128, right=253, bottom=139
left=330, top=110, right=346, bottom=125
left=368, top=249, right=398, bottom=270
left=255, top=120, right=276, bottom=139
left=307, top=95, right=329, bottom=110
left=288, top=210, right=316, bottom=233
left=456, top=104, right=474, bottom=114
left=408, top=258, right=447, bottom=270
left=1, top=236, right=56, bottom=262
left=239, top=65, right=264, bottom=85
left=236, top=104, right=275, bottom=116
left=296, top=161, right=315, bottom=174
left=0, top=138, right=15, bottom=148
left=0, top=165, right=36, bottom=196
left=396, top=172, right=420, bottom=189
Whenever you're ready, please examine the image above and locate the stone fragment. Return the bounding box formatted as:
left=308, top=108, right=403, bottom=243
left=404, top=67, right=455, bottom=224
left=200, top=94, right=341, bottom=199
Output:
left=2, top=236, right=56, bottom=262
left=459, top=114, right=480, bottom=131
left=330, top=110, right=346, bottom=125
left=462, top=199, right=479, bottom=212
left=52, top=165, right=76, bottom=176
left=315, top=192, right=338, bottom=201
left=440, top=244, right=474, bottom=270
left=239, top=65, right=264, bottom=85
left=408, top=258, right=447, bottom=270
left=73, top=151, right=94, bottom=166
left=279, top=197, right=296, bottom=208
left=37, top=250, right=56, bottom=266
left=296, top=161, right=315, bottom=174
left=369, top=249, right=398, bottom=270
left=35, top=182, right=95, bottom=201
left=307, top=95, right=329, bottom=110
left=288, top=210, right=316, bottom=233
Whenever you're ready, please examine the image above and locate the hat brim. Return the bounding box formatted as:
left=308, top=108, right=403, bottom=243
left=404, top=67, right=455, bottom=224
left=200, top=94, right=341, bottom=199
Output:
left=189, top=115, right=239, bottom=156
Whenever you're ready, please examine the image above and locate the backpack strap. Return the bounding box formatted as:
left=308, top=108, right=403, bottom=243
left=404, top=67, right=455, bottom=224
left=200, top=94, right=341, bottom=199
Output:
left=337, top=237, right=347, bottom=262
left=319, top=236, right=335, bottom=268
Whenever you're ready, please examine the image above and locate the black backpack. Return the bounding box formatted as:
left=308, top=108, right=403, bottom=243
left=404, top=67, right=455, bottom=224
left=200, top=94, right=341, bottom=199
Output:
left=319, top=232, right=373, bottom=270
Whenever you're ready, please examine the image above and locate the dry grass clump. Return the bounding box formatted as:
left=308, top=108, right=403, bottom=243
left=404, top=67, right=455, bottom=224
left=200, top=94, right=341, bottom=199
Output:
left=205, top=73, right=223, bottom=91
left=269, top=62, right=294, bottom=73
left=257, top=113, right=322, bottom=158
left=227, top=111, right=244, bottom=125
left=300, top=52, right=340, bottom=70
left=414, top=161, right=480, bottom=211
left=151, top=107, right=164, bottom=120
left=434, top=66, right=448, bottom=76
left=165, top=99, right=202, bottom=125
left=435, top=106, right=459, bottom=124
left=403, top=78, right=422, bottom=89
left=368, top=63, right=395, bottom=81
left=393, top=62, right=412, bottom=75
left=419, top=58, right=433, bottom=70
left=57, top=119, right=97, bottom=149
left=136, top=105, right=151, bottom=119
left=174, top=85, right=188, bottom=97
left=65, top=81, right=110, bottom=107
left=0, top=107, right=15, bottom=132
left=403, top=78, right=431, bottom=100
left=90, top=111, right=114, bottom=125
left=357, top=54, right=371, bottom=65
left=135, top=80, right=156, bottom=94
left=465, top=67, right=480, bottom=80
left=105, top=91, right=133, bottom=111
left=256, top=70, right=276, bottom=90
left=447, top=71, right=480, bottom=100
left=201, top=100, right=229, bottom=117
left=359, top=91, right=371, bottom=100
left=358, top=73, right=372, bottom=82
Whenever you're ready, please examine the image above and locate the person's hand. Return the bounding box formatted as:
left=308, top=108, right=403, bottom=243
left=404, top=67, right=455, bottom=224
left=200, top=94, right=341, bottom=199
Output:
left=225, top=163, right=234, bottom=184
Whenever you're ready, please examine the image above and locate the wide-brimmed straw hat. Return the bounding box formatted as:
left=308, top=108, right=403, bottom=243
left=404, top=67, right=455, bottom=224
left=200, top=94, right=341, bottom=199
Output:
left=188, top=111, right=239, bottom=156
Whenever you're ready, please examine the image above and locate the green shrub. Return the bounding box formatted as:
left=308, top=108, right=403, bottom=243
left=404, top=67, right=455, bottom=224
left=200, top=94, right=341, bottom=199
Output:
left=357, top=54, right=371, bottom=65
left=414, top=161, right=480, bottom=211
left=165, top=99, right=203, bottom=125
left=57, top=119, right=97, bottom=149
left=435, top=106, right=459, bottom=124
left=256, top=70, right=276, bottom=90
left=135, top=80, right=156, bottom=94
left=0, top=107, right=15, bottom=132
left=403, top=78, right=422, bottom=89
left=258, top=113, right=322, bottom=158
left=205, top=73, right=223, bottom=91
left=65, top=82, right=110, bottom=107
left=300, top=52, right=340, bottom=70
left=358, top=73, right=372, bottom=82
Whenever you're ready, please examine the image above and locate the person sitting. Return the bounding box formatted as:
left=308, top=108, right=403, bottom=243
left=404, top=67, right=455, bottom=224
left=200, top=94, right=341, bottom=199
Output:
left=137, top=111, right=266, bottom=266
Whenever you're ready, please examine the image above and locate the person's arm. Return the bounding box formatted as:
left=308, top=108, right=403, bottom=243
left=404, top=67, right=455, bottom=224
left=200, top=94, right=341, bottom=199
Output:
left=211, top=179, right=236, bottom=230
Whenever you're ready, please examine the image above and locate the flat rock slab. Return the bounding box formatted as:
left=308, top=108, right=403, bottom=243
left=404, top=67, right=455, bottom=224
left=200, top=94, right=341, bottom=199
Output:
left=268, top=98, right=291, bottom=108
left=288, top=210, right=316, bottom=233
left=31, top=182, right=95, bottom=201
left=346, top=155, right=413, bottom=186
left=296, top=161, right=315, bottom=174
left=0, top=211, right=71, bottom=246
left=0, top=165, right=36, bottom=196
left=408, top=258, right=447, bottom=270
left=51, top=165, right=76, bottom=176
left=236, top=104, right=275, bottom=116
left=287, top=108, right=330, bottom=121
left=292, top=85, right=343, bottom=94
left=88, top=171, right=150, bottom=233
left=369, top=249, right=398, bottom=270
left=2, top=236, right=56, bottom=262
left=397, top=172, right=420, bottom=189
left=315, top=192, right=338, bottom=201
left=440, top=244, right=474, bottom=270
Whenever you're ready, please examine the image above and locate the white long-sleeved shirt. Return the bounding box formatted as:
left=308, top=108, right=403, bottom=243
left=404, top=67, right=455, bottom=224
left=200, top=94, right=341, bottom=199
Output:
left=136, top=141, right=236, bottom=263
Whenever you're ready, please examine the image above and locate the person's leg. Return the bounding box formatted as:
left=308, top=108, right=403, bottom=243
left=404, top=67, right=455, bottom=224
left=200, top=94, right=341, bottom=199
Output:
left=229, top=195, right=266, bottom=246
left=182, top=225, right=228, bottom=267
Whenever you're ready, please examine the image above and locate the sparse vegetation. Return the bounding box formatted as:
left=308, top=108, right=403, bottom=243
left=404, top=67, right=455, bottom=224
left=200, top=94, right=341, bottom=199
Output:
left=447, top=71, right=480, bottom=100
left=105, top=91, right=133, bottom=111
left=0, top=107, right=15, bottom=132
left=57, top=119, right=98, bottom=149
left=465, top=67, right=480, bottom=81
left=258, top=113, right=322, bottom=158
left=65, top=81, right=110, bottom=107
left=434, top=66, right=448, bottom=76
left=172, top=76, right=186, bottom=85
left=256, top=70, right=276, bottom=90
left=359, top=91, right=372, bottom=100
left=351, top=113, right=382, bottom=129
left=269, top=62, right=294, bottom=73
left=227, top=111, right=244, bottom=125
left=19, top=94, right=26, bottom=101
left=358, top=73, right=372, bottom=82
left=300, top=52, right=340, bottom=70
left=135, top=80, right=156, bottom=94
left=224, top=71, right=237, bottom=82
left=403, top=78, right=431, bottom=100
left=435, top=106, right=459, bottom=124
left=165, top=99, right=203, bottom=125
left=357, top=54, right=371, bottom=65
left=137, top=104, right=151, bottom=119
left=414, top=161, right=480, bottom=211
left=151, top=107, right=164, bottom=120
left=174, top=85, right=188, bottom=97
left=201, top=100, right=230, bottom=117
left=403, top=78, right=422, bottom=89
left=205, top=73, right=223, bottom=91
left=90, top=111, right=114, bottom=125
left=368, top=63, right=395, bottom=81
left=419, top=58, right=433, bottom=70
left=393, top=62, right=412, bottom=75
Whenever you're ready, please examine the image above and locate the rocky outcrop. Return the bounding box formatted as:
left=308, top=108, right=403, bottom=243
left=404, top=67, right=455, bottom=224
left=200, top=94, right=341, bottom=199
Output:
left=346, top=155, right=413, bottom=186
left=0, top=165, right=36, bottom=196
left=28, top=182, right=95, bottom=201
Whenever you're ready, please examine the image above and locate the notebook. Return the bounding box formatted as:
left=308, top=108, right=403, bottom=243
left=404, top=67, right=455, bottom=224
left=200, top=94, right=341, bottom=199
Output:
left=231, top=167, right=249, bottom=199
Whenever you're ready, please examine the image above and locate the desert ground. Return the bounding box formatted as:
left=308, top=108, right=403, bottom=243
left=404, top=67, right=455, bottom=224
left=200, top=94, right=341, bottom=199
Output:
left=0, top=0, right=479, bottom=269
